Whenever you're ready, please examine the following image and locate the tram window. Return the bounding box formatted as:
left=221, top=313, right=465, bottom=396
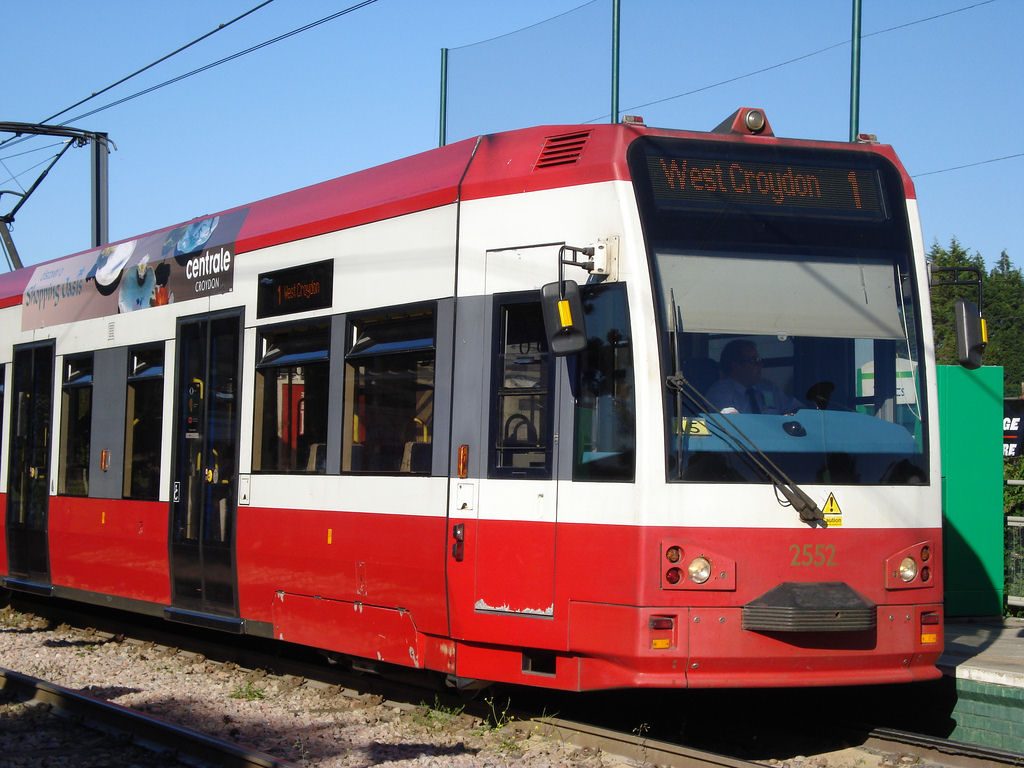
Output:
left=58, top=353, right=94, bottom=497
left=573, top=284, right=635, bottom=481
left=0, top=364, right=4, bottom=459
left=489, top=296, right=553, bottom=479
left=342, top=307, right=435, bottom=474
left=253, top=322, right=330, bottom=473
left=123, top=345, right=164, bottom=500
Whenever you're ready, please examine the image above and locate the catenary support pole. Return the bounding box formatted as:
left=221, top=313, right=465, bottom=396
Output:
left=611, top=0, right=620, bottom=124
left=91, top=133, right=109, bottom=247
left=439, top=48, right=448, bottom=147
left=849, top=0, right=862, bottom=142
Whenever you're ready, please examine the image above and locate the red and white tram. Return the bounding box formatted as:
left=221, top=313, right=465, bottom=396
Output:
left=2, top=109, right=949, bottom=690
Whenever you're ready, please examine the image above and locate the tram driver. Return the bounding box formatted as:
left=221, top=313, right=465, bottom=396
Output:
left=706, top=339, right=802, bottom=415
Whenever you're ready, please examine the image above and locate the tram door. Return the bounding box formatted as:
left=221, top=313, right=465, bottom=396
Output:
left=5, top=342, right=55, bottom=586
left=454, top=245, right=562, bottom=630
left=169, top=313, right=242, bottom=618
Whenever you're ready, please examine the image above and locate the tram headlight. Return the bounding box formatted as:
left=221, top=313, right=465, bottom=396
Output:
left=688, top=557, right=712, bottom=584
left=744, top=109, right=766, bottom=133
left=898, top=556, right=918, bottom=583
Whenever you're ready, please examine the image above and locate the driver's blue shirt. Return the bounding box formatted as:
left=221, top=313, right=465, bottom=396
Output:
left=706, top=376, right=802, bottom=414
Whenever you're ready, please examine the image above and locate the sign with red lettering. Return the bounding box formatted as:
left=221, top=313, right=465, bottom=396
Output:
left=257, top=259, right=333, bottom=319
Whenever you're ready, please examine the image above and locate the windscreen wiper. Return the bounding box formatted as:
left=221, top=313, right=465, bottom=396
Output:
left=666, top=373, right=824, bottom=524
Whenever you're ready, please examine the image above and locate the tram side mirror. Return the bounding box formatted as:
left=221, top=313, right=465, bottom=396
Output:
left=540, top=280, right=588, bottom=356
left=954, top=298, right=986, bottom=370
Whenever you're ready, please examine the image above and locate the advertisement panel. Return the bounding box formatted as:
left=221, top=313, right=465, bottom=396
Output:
left=1005, top=399, right=1024, bottom=459
left=21, top=209, right=248, bottom=331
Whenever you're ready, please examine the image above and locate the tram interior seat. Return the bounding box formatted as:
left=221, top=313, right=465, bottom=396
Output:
left=681, top=356, right=719, bottom=402
left=306, top=443, right=326, bottom=473
left=401, top=441, right=431, bottom=474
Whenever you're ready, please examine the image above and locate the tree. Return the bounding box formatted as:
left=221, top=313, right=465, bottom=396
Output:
left=984, top=250, right=1024, bottom=396
left=928, top=238, right=1024, bottom=395
left=928, top=237, right=984, bottom=368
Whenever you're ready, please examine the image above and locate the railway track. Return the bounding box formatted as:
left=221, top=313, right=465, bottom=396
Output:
left=0, top=664, right=767, bottom=768
left=859, top=727, right=1024, bottom=768
left=3, top=596, right=1022, bottom=768
left=0, top=666, right=301, bottom=767
left=0, top=667, right=301, bottom=768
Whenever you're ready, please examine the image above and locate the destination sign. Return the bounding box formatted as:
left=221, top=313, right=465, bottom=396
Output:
left=646, top=155, right=885, bottom=220
left=257, top=259, right=333, bottom=319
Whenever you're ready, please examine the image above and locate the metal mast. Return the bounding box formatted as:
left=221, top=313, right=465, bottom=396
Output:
left=0, top=122, right=113, bottom=270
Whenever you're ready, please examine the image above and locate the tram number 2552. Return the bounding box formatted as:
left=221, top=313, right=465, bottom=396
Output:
left=789, top=543, right=837, bottom=567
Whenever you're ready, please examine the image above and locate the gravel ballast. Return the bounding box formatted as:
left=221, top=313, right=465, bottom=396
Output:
left=0, top=605, right=636, bottom=767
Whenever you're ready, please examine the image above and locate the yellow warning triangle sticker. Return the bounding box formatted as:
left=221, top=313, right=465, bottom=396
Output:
left=822, top=492, right=841, bottom=516
left=822, top=492, right=842, bottom=527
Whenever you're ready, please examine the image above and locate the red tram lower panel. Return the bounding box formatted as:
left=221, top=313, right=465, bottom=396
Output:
left=3, top=493, right=946, bottom=692
left=272, top=591, right=426, bottom=668
left=47, top=496, right=170, bottom=604
left=0, top=492, right=7, bottom=577
left=235, top=505, right=450, bottom=635
left=569, top=602, right=942, bottom=689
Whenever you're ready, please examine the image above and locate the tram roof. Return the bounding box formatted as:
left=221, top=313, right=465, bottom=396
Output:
left=0, top=120, right=910, bottom=308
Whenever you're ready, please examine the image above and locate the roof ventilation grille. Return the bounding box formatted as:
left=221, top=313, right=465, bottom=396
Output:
left=533, top=131, right=591, bottom=170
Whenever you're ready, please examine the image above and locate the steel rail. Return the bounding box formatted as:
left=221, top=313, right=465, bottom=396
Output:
left=866, top=726, right=1024, bottom=767
left=521, top=716, right=762, bottom=768
left=0, top=667, right=302, bottom=768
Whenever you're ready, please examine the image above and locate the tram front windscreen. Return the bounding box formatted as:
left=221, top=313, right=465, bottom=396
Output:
left=629, top=136, right=928, bottom=486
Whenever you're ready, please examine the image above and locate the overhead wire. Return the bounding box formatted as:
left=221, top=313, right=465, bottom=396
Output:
left=2, top=141, right=68, bottom=161
left=0, top=157, right=27, bottom=195
left=58, top=0, right=382, bottom=126
left=449, top=0, right=597, bottom=50
left=1, top=148, right=68, bottom=191
left=586, top=0, right=999, bottom=122
left=0, top=141, right=73, bottom=191
left=912, top=152, right=1024, bottom=178
left=41, top=0, right=278, bottom=127
left=0, top=0, right=278, bottom=153
left=1, top=0, right=381, bottom=268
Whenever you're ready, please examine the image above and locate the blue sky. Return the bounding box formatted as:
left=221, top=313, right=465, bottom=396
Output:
left=2, top=0, right=1020, bottom=271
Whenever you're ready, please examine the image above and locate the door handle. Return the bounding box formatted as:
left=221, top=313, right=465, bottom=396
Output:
left=451, top=523, right=465, bottom=562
